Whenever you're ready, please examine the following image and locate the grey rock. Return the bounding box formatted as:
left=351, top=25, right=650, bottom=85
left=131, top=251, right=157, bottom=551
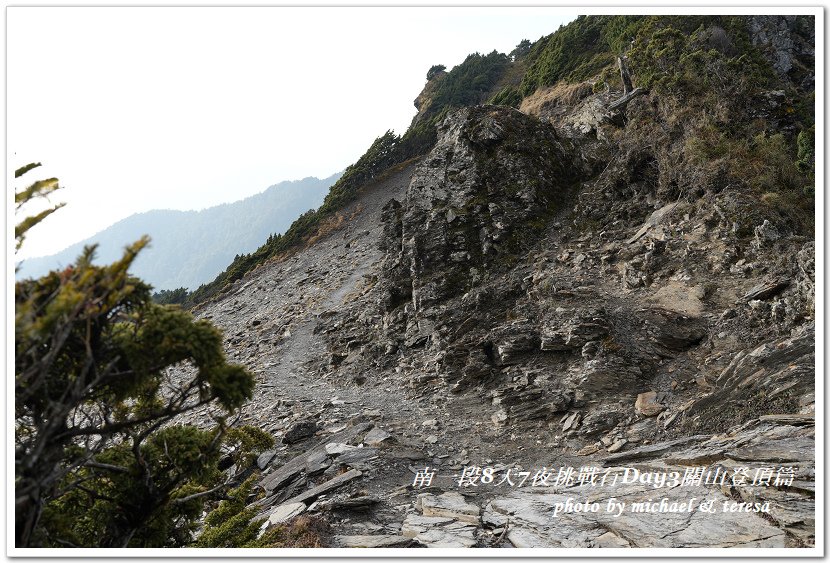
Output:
left=593, top=531, right=631, bottom=548
left=604, top=435, right=711, bottom=463
left=402, top=514, right=477, bottom=548
left=326, top=495, right=380, bottom=511
left=607, top=438, right=627, bottom=453
left=635, top=391, right=664, bottom=417
left=753, top=219, right=781, bottom=247
left=496, top=334, right=540, bottom=364
left=283, top=420, right=318, bottom=444
left=491, top=384, right=572, bottom=426
left=336, top=446, right=379, bottom=467
left=418, top=491, right=480, bottom=524
left=335, top=535, right=413, bottom=548
left=325, top=442, right=358, bottom=455
left=257, top=449, right=278, bottom=471
left=381, top=106, right=581, bottom=313
left=744, top=280, right=790, bottom=301
left=260, top=423, right=373, bottom=492
left=282, top=468, right=363, bottom=506
left=626, top=203, right=678, bottom=244
left=264, top=502, right=306, bottom=527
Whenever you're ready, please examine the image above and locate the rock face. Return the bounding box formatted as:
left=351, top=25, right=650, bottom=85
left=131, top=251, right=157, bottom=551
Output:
left=383, top=106, right=581, bottom=312
left=748, top=15, right=814, bottom=79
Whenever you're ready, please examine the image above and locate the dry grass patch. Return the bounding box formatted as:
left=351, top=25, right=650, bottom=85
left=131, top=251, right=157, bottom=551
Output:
left=519, top=81, right=595, bottom=116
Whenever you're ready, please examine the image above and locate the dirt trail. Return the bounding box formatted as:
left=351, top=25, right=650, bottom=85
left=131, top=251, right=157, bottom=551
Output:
left=196, top=164, right=425, bottom=433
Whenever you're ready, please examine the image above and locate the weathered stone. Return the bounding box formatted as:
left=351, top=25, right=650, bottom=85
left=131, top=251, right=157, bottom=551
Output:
left=363, top=427, right=393, bottom=446
left=744, top=280, right=789, bottom=301
left=257, top=449, right=277, bottom=471
left=593, top=531, right=630, bottom=548
left=326, top=495, right=380, bottom=511
left=497, top=334, right=540, bottom=364
left=490, top=384, right=572, bottom=425
left=260, top=423, right=373, bottom=492
left=335, top=447, right=379, bottom=467
left=325, top=442, right=358, bottom=455
left=562, top=411, right=581, bottom=432
left=418, top=492, right=480, bottom=524
left=726, top=438, right=814, bottom=464
left=304, top=450, right=331, bottom=474
left=635, top=391, right=664, bottom=417
left=540, top=314, right=609, bottom=352
left=576, top=443, right=600, bottom=456
left=627, top=203, right=678, bottom=244
left=282, top=468, right=363, bottom=506
left=758, top=414, right=814, bottom=426
left=283, top=420, right=318, bottom=444
left=335, top=535, right=413, bottom=548
left=604, top=435, right=711, bottom=463
left=385, top=106, right=581, bottom=311
left=606, top=438, right=627, bottom=453
left=265, top=502, right=306, bottom=526
left=580, top=407, right=625, bottom=437
left=402, top=514, right=477, bottom=548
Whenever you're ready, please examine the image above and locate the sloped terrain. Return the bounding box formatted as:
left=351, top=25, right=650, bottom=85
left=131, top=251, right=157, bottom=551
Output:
left=175, top=14, right=815, bottom=549
left=175, top=111, right=814, bottom=549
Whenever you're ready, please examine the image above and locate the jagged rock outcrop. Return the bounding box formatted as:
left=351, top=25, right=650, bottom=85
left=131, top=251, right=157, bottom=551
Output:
left=383, top=106, right=582, bottom=313
left=749, top=15, right=815, bottom=82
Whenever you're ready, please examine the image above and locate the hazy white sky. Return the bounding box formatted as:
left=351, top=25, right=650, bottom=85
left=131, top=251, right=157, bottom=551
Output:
left=9, top=7, right=575, bottom=259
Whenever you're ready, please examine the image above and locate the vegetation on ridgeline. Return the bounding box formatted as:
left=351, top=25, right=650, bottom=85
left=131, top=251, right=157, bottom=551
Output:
left=181, top=15, right=812, bottom=308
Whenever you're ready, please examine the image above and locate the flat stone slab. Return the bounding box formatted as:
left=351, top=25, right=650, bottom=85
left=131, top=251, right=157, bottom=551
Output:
left=283, top=468, right=363, bottom=506
left=593, top=530, right=631, bottom=548
left=758, top=413, right=814, bottom=426
left=264, top=502, right=306, bottom=528
left=335, top=535, right=413, bottom=548
left=627, top=203, right=678, bottom=244
left=402, top=514, right=477, bottom=548
left=259, top=422, right=373, bottom=492
left=363, top=427, right=393, bottom=446
left=604, top=434, right=710, bottom=463
left=726, top=438, right=815, bottom=464
left=325, top=442, right=358, bottom=455
left=744, top=280, right=789, bottom=301
left=418, top=491, right=480, bottom=524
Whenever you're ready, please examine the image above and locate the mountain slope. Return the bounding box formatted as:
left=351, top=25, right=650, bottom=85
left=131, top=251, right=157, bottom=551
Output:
left=16, top=173, right=341, bottom=291
left=174, top=14, right=814, bottom=549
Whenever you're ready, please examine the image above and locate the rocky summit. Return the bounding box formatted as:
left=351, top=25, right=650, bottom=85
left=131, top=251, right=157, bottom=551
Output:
left=174, top=15, right=815, bottom=550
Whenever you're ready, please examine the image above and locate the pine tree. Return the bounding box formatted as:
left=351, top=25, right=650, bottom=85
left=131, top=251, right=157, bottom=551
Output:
left=15, top=164, right=267, bottom=547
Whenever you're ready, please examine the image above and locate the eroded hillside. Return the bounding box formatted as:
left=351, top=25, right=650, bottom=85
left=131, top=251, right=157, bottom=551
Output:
left=178, top=14, right=815, bottom=549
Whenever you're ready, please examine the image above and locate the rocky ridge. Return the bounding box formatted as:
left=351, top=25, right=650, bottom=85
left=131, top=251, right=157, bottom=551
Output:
left=175, top=33, right=816, bottom=548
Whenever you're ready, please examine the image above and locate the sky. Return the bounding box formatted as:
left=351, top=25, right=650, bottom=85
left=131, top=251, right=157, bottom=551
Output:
left=9, top=7, right=576, bottom=259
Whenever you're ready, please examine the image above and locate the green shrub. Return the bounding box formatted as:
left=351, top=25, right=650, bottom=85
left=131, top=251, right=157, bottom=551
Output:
left=489, top=86, right=522, bottom=108
left=519, top=15, right=645, bottom=96
left=426, top=64, right=446, bottom=80
left=796, top=126, right=815, bottom=174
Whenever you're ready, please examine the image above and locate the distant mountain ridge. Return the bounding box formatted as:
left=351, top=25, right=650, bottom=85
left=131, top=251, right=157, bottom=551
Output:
left=16, top=172, right=342, bottom=290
